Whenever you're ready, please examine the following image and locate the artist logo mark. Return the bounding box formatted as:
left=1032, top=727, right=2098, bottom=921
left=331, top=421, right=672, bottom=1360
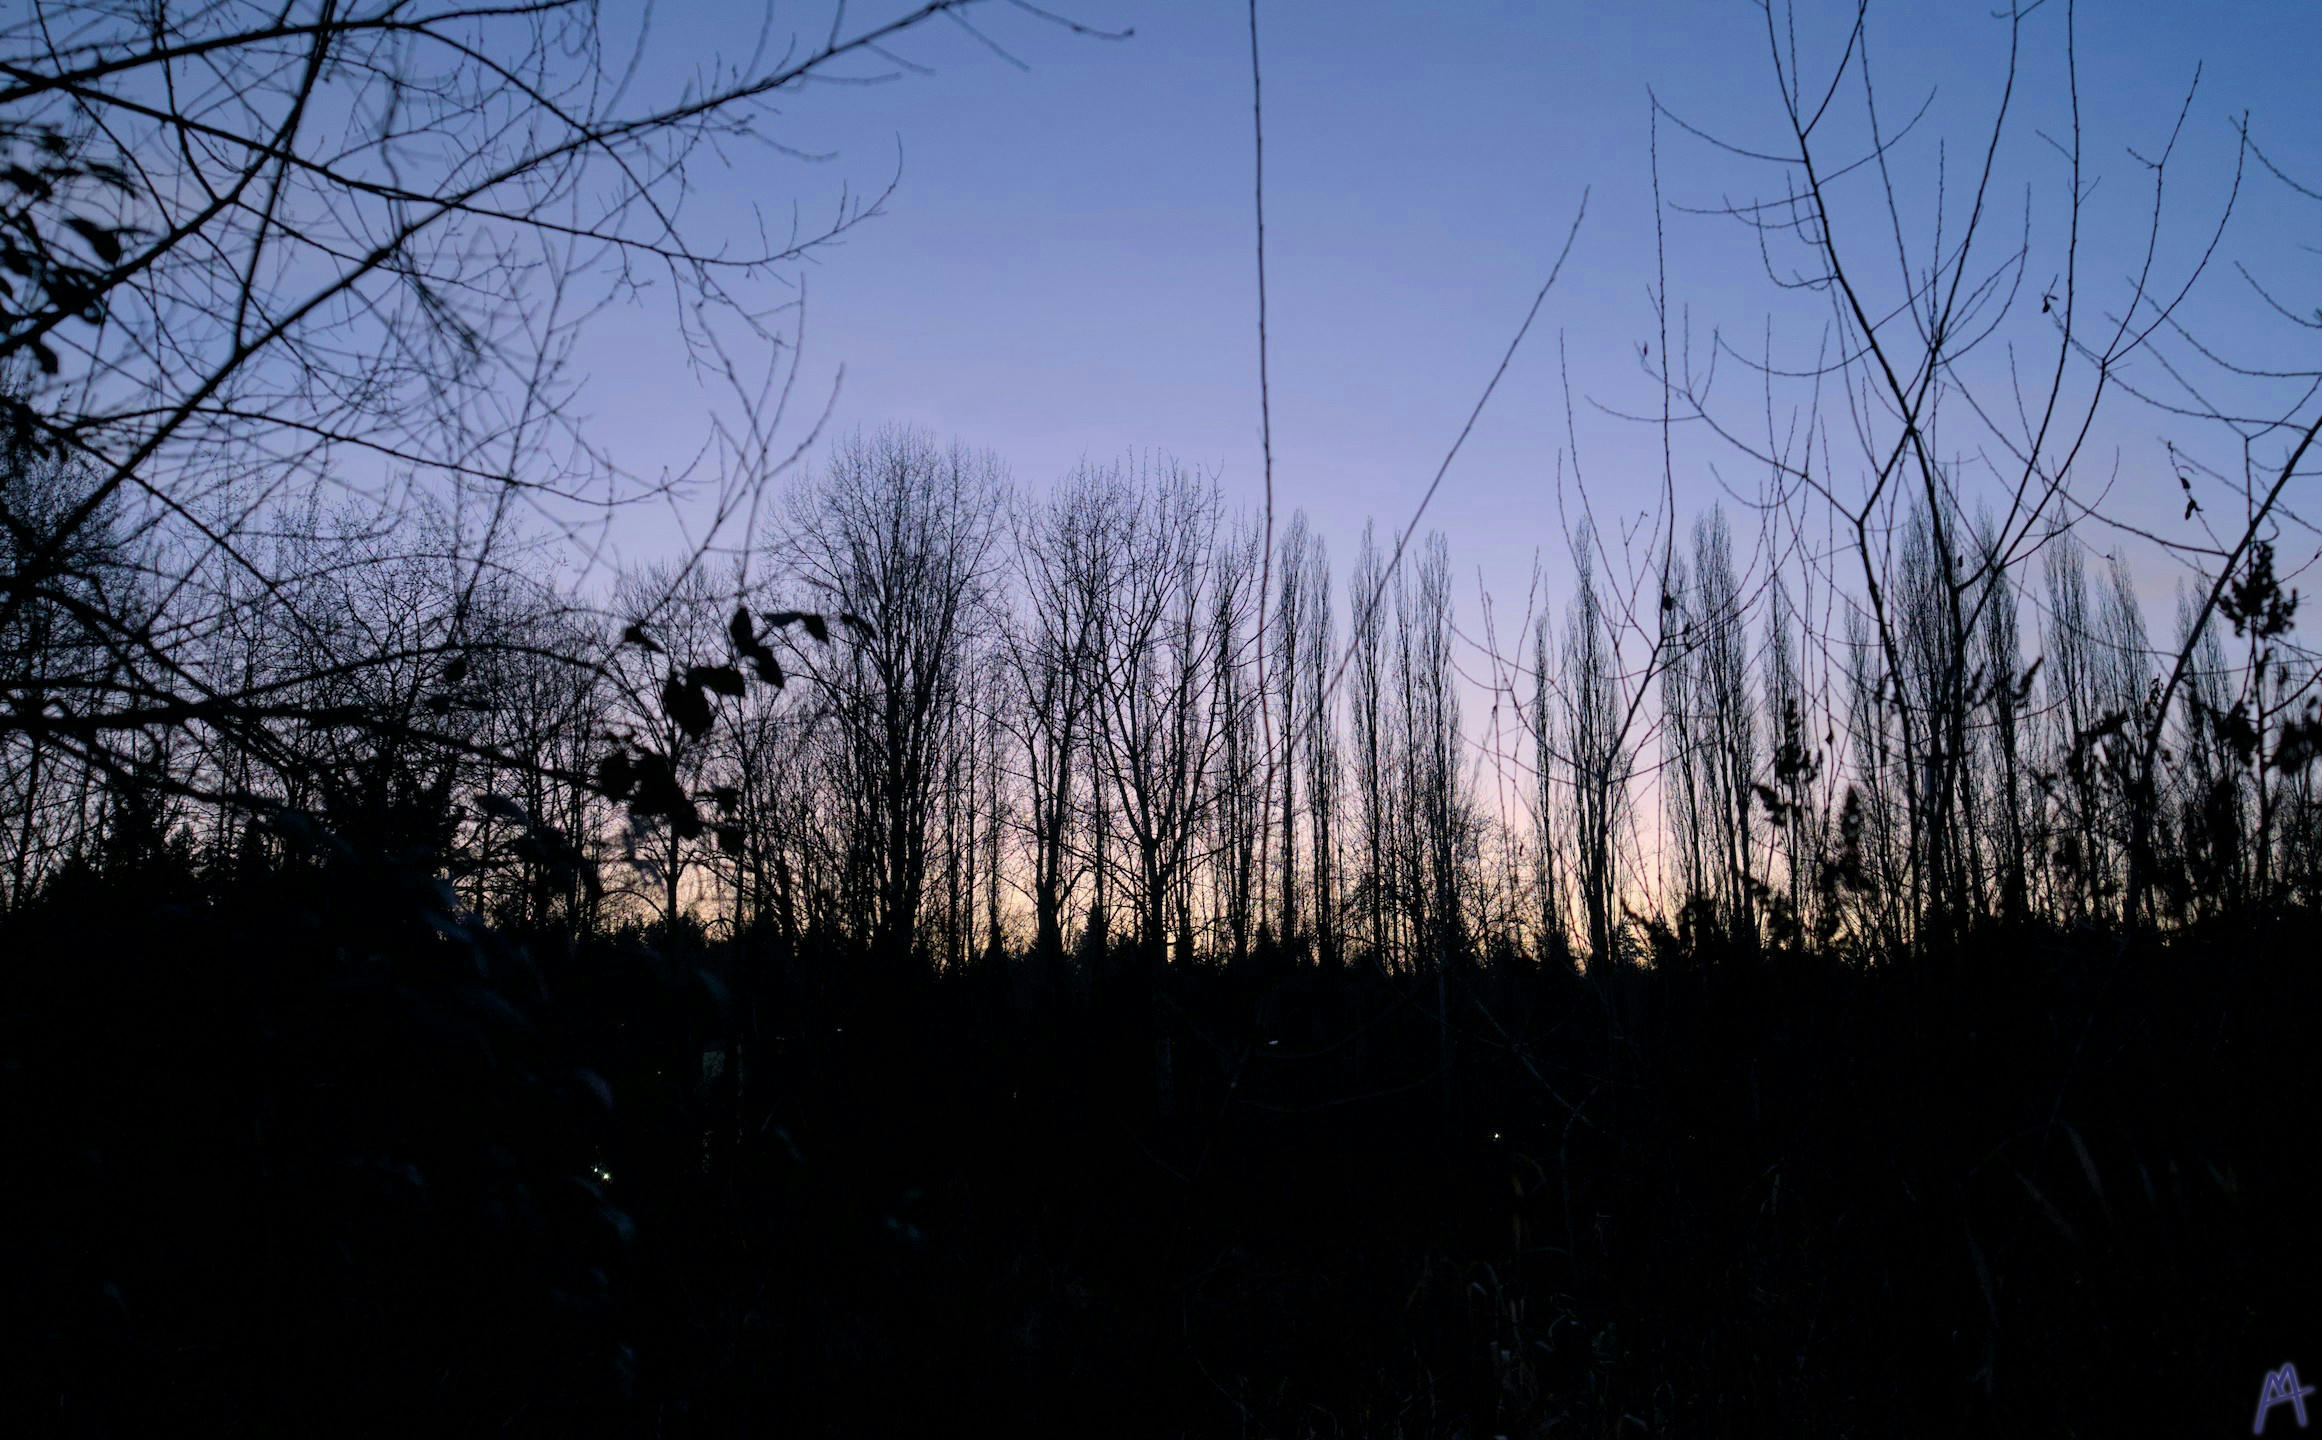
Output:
left=2256, top=1363, right=2316, bottom=1434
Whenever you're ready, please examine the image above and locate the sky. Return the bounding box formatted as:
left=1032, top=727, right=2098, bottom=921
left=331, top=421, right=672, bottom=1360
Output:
left=575, top=0, right=2321, bottom=660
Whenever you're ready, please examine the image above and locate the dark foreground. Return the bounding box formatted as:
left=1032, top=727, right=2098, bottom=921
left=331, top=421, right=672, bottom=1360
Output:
left=6, top=867, right=2315, bottom=1436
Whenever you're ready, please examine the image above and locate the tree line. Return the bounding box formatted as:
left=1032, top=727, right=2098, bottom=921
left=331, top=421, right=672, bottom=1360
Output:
left=10, top=413, right=2317, bottom=976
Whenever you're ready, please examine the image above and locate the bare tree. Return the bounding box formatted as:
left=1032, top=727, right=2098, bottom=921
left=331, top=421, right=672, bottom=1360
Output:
left=1085, top=460, right=1234, bottom=969
left=1271, top=510, right=1315, bottom=950
left=1395, top=532, right=1469, bottom=973
left=0, top=0, right=1094, bottom=874
left=1298, top=524, right=1341, bottom=967
left=777, top=425, right=1005, bottom=974
left=1658, top=0, right=2240, bottom=946
left=1003, top=462, right=1117, bottom=973
left=1210, top=517, right=1266, bottom=966
left=1661, top=506, right=1760, bottom=935
left=1561, top=530, right=1635, bottom=971
left=1349, top=521, right=1394, bottom=968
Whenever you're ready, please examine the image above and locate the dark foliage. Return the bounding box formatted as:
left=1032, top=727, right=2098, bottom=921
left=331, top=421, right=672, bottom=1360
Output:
left=6, top=851, right=2312, bottom=1435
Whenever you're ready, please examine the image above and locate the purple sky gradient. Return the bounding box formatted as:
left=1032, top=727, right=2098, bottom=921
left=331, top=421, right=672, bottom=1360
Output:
left=576, top=1, right=2320, bottom=662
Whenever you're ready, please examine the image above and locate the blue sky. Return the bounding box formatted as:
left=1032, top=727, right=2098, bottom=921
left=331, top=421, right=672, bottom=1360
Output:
left=578, top=0, right=2321, bottom=644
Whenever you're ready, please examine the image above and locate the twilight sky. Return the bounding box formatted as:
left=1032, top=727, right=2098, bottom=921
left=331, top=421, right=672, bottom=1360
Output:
left=578, top=0, right=2320, bottom=650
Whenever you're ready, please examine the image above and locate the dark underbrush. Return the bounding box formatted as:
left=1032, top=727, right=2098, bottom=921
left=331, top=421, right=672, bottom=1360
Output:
left=6, top=864, right=2313, bottom=1435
